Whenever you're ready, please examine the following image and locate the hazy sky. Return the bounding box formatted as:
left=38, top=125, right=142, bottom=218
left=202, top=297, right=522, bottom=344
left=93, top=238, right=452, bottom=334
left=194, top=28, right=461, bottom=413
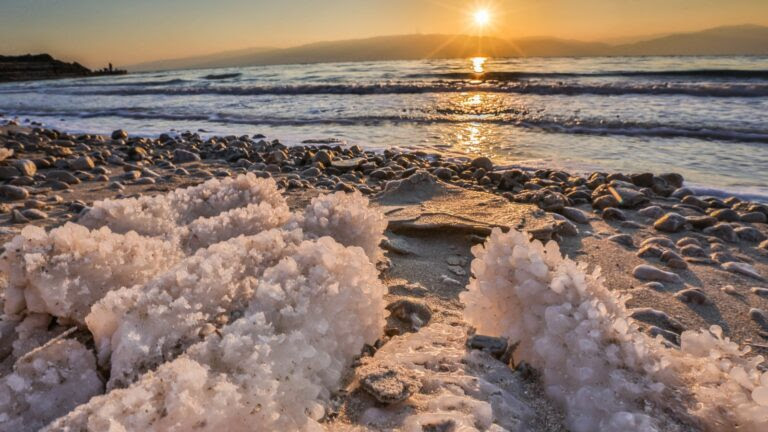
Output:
left=2, top=0, right=767, bottom=67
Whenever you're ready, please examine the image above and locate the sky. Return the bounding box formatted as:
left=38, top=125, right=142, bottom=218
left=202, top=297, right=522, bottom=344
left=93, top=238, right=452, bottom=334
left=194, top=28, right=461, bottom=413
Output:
left=1, top=0, right=767, bottom=67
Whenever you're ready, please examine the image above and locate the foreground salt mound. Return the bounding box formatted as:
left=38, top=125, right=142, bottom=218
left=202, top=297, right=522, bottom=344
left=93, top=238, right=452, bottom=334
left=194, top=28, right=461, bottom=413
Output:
left=0, top=176, right=388, bottom=430
left=461, top=228, right=768, bottom=432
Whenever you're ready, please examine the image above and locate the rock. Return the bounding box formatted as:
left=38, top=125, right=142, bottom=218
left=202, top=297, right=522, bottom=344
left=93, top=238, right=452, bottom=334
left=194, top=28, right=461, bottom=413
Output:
left=300, top=167, right=321, bottom=177
left=638, top=205, right=665, bottom=219
left=554, top=219, right=578, bottom=237
left=750, top=287, right=768, bottom=298
left=593, top=194, right=619, bottom=210
left=608, top=234, right=635, bottom=248
left=12, top=159, right=37, bottom=177
left=111, top=129, right=128, bottom=140
left=681, top=195, right=708, bottom=209
left=537, top=190, right=568, bottom=212
left=722, top=262, right=763, bottom=280
left=640, top=236, right=676, bottom=249
left=21, top=208, right=47, bottom=220
left=432, top=167, right=454, bottom=181
left=676, top=237, right=701, bottom=248
left=609, top=187, right=648, bottom=208
left=0, top=165, right=21, bottom=179
left=0, top=184, right=29, bottom=200
left=637, top=245, right=664, bottom=258
left=740, top=212, right=767, bottom=223
left=630, top=172, right=655, bottom=188
left=470, top=156, right=493, bottom=172
left=120, top=170, right=141, bottom=181
left=649, top=326, right=680, bottom=345
left=653, top=213, right=689, bottom=233
left=735, top=226, right=766, bottom=243
left=312, top=150, right=333, bottom=166
left=680, top=244, right=706, bottom=257
left=559, top=206, right=589, bottom=224
left=45, top=170, right=81, bottom=184
left=331, top=157, right=365, bottom=171
left=108, top=181, right=124, bottom=190
left=10, top=209, right=29, bottom=224
left=760, top=239, right=768, bottom=250
left=710, top=208, right=741, bottom=222
left=386, top=299, right=432, bottom=331
left=722, top=285, right=739, bottom=295
left=749, top=308, right=768, bottom=331
left=640, top=282, right=666, bottom=291
left=68, top=156, right=95, bottom=171
left=686, top=215, right=717, bottom=229
left=630, top=307, right=684, bottom=332
left=173, top=149, right=201, bottom=163
left=601, top=207, right=626, bottom=221
left=47, top=180, right=70, bottom=190
left=703, top=223, right=737, bottom=243
left=670, top=187, right=694, bottom=199
left=467, top=335, right=510, bottom=361
left=24, top=199, right=47, bottom=210
left=632, top=264, right=682, bottom=283
left=675, top=288, right=710, bottom=304
left=357, top=361, right=421, bottom=404
left=659, top=172, right=684, bottom=188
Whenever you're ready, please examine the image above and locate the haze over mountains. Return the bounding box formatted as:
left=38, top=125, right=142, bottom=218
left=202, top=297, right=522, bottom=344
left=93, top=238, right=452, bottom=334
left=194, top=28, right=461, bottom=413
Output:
left=130, top=24, right=768, bottom=71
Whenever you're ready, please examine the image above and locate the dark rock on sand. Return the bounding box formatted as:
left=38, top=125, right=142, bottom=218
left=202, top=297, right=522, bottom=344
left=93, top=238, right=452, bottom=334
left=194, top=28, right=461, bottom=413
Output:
left=632, top=264, right=682, bottom=283
left=654, top=213, right=689, bottom=233
left=0, top=184, right=29, bottom=200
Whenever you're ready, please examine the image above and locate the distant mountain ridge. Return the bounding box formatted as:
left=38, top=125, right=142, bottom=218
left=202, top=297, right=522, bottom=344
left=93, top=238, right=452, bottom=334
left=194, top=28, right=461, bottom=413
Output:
left=119, top=24, right=768, bottom=71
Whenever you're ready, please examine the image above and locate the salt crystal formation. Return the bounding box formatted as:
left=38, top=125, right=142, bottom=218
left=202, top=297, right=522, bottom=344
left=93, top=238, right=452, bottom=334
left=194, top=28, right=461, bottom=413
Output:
left=461, top=228, right=768, bottom=432
left=0, top=174, right=387, bottom=431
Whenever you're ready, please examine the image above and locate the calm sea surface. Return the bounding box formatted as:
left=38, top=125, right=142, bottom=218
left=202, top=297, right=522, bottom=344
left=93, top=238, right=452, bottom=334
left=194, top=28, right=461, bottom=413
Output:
left=1, top=56, right=767, bottom=198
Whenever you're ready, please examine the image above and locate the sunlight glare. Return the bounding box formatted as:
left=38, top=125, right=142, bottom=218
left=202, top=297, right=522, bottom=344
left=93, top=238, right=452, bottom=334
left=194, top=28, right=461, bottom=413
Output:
left=471, top=57, right=487, bottom=74
left=474, top=9, right=490, bottom=26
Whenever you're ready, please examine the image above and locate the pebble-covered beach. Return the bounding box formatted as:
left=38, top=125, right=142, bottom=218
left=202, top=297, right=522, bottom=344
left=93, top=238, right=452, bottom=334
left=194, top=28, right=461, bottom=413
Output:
left=1, top=121, right=768, bottom=430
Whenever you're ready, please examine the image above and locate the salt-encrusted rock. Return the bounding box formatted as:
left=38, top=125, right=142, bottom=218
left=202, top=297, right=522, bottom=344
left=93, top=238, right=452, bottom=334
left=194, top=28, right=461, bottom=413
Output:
left=675, top=288, right=710, bottom=305
left=649, top=326, right=680, bottom=345
left=736, top=226, right=767, bottom=243
left=0, top=184, right=29, bottom=200
left=386, top=299, right=432, bottom=331
left=659, top=172, right=684, bottom=188
left=632, top=264, right=682, bottom=283
left=0, top=338, right=103, bottom=431
left=654, top=213, right=689, bottom=232
left=630, top=308, right=684, bottom=333
left=559, top=206, right=589, bottom=224
left=68, top=156, right=95, bottom=171
left=638, top=205, right=665, bottom=219
left=467, top=334, right=510, bottom=361
left=172, top=148, right=201, bottom=163
left=722, top=262, right=764, bottom=280
left=357, top=360, right=421, bottom=404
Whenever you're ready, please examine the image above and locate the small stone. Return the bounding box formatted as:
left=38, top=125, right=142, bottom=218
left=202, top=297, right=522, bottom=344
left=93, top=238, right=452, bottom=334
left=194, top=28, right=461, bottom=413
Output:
left=21, top=208, right=47, bottom=220
left=0, top=165, right=21, bottom=180
left=649, top=326, right=680, bottom=345
left=740, top=212, right=767, bottom=223
left=312, top=150, right=333, bottom=166
left=432, top=167, right=454, bottom=181
left=641, top=282, right=666, bottom=291
left=601, top=207, right=626, bottom=221
left=470, top=156, right=493, bottom=172
left=681, top=195, right=708, bottom=209
left=760, top=240, right=768, bottom=250
left=710, top=208, right=741, bottom=222
left=45, top=170, right=81, bottom=184
left=108, top=181, right=125, bottom=190
left=559, top=207, right=589, bottom=224
left=637, top=245, right=663, bottom=258
left=722, top=285, right=739, bottom=295
left=0, top=184, right=29, bottom=200
left=12, top=159, right=37, bottom=177
left=750, top=287, right=768, bottom=298
left=68, top=156, right=95, bottom=171
left=670, top=187, right=694, bottom=199
left=735, top=226, right=766, bottom=243
left=632, top=264, right=682, bottom=283
left=357, top=361, right=421, bottom=404
left=630, top=307, right=684, bottom=332
left=687, top=215, right=717, bottom=229
left=676, top=237, right=701, bottom=248
left=722, top=262, right=763, bottom=280
left=675, top=288, right=710, bottom=304
left=467, top=335, right=510, bottom=361
left=654, top=213, right=689, bottom=233
left=749, top=308, right=768, bottom=331
left=703, top=223, right=738, bottom=243
left=120, top=170, right=141, bottom=181
left=10, top=209, right=29, bottom=224
left=386, top=299, right=432, bottom=331
left=680, top=244, right=706, bottom=257
left=608, top=234, right=635, bottom=248
left=593, top=194, right=619, bottom=210
left=173, top=149, right=201, bottom=163
left=638, top=205, right=665, bottom=219
left=609, top=187, right=648, bottom=208
left=640, top=237, right=676, bottom=249
left=659, top=172, right=684, bottom=188
left=111, top=129, right=128, bottom=140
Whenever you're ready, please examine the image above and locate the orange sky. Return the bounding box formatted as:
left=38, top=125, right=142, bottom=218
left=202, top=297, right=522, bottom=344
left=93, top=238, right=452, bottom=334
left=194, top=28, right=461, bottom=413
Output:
left=1, top=0, right=766, bottom=67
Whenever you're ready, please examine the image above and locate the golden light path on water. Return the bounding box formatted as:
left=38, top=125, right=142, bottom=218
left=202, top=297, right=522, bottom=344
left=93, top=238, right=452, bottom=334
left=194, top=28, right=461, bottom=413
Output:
left=471, top=56, right=487, bottom=74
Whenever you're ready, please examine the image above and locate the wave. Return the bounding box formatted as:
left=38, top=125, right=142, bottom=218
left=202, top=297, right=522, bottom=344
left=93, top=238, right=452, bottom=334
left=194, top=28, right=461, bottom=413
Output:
left=38, top=81, right=768, bottom=98
left=9, top=108, right=768, bottom=143
left=202, top=73, right=242, bottom=80
left=409, top=69, right=768, bottom=80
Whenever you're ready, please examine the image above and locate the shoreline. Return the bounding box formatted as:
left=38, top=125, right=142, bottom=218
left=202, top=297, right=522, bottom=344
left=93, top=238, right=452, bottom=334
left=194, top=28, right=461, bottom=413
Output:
left=1, top=121, right=768, bottom=429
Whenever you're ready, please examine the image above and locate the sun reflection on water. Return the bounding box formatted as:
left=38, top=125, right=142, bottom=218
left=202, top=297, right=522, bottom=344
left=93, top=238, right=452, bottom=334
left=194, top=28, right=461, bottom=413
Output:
left=471, top=57, right=487, bottom=74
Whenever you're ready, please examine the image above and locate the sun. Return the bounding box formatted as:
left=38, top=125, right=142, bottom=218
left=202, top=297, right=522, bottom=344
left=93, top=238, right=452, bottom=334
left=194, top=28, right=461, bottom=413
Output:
left=473, top=9, right=490, bottom=26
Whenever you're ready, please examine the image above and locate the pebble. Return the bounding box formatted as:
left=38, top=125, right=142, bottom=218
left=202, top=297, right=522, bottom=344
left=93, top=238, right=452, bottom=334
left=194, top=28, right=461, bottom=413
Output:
left=749, top=308, right=768, bottom=331
left=0, top=184, right=29, bottom=200
left=68, top=156, right=95, bottom=171
left=111, top=129, right=128, bottom=140
left=10, top=209, right=29, bottom=224
left=0, top=165, right=20, bottom=180
left=676, top=237, right=701, bottom=248
left=108, top=181, right=125, bottom=190
left=21, top=208, right=47, bottom=220
left=735, top=226, right=766, bottom=243
left=750, top=287, right=768, bottom=298
left=722, top=262, right=763, bottom=280
left=681, top=195, right=708, bottom=209
left=608, top=234, right=635, bottom=248
left=686, top=215, right=717, bottom=230
left=47, top=180, right=70, bottom=190
left=609, top=187, right=648, bottom=208
left=721, top=285, right=739, bottom=295
left=629, top=307, right=684, bottom=332
left=674, top=288, right=710, bottom=305
left=470, top=156, right=493, bottom=171
left=740, top=212, right=767, bottom=223
left=593, top=194, right=619, bottom=210
left=632, top=264, right=682, bottom=283
left=386, top=299, right=432, bottom=331
left=637, top=245, right=663, bottom=258
left=173, top=148, right=201, bottom=163
left=640, top=281, right=666, bottom=291
left=653, top=213, right=689, bottom=233
left=559, top=206, right=589, bottom=224
left=680, top=244, right=706, bottom=257
left=601, top=207, right=626, bottom=221
left=12, top=159, right=37, bottom=177
left=45, top=169, right=81, bottom=184
left=649, top=326, right=680, bottom=345
left=640, top=236, right=676, bottom=249
left=710, top=208, right=741, bottom=222
left=638, top=205, right=665, bottom=219
left=670, top=187, right=694, bottom=199
left=760, top=239, right=768, bottom=250
left=703, top=223, right=738, bottom=243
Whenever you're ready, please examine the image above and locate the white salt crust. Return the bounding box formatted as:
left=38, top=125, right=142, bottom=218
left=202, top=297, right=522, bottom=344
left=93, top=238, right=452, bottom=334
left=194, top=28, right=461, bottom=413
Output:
left=0, top=175, right=388, bottom=431
left=461, top=228, right=768, bottom=432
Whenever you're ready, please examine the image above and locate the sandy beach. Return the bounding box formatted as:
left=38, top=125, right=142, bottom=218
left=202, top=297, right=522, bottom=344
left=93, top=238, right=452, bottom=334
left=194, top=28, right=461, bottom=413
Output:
left=1, top=122, right=767, bottom=430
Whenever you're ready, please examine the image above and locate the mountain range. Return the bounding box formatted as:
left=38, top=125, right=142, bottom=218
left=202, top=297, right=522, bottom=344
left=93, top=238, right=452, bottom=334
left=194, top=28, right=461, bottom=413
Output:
left=126, top=24, right=768, bottom=71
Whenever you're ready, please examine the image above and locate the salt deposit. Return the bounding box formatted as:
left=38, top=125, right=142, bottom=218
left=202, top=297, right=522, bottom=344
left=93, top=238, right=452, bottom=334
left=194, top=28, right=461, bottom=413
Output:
left=0, top=174, right=388, bottom=430
left=461, top=228, right=768, bottom=432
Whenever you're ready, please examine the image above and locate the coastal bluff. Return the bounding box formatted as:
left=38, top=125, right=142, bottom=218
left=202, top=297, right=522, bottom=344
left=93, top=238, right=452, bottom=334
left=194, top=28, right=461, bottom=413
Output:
left=0, top=54, right=125, bottom=82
